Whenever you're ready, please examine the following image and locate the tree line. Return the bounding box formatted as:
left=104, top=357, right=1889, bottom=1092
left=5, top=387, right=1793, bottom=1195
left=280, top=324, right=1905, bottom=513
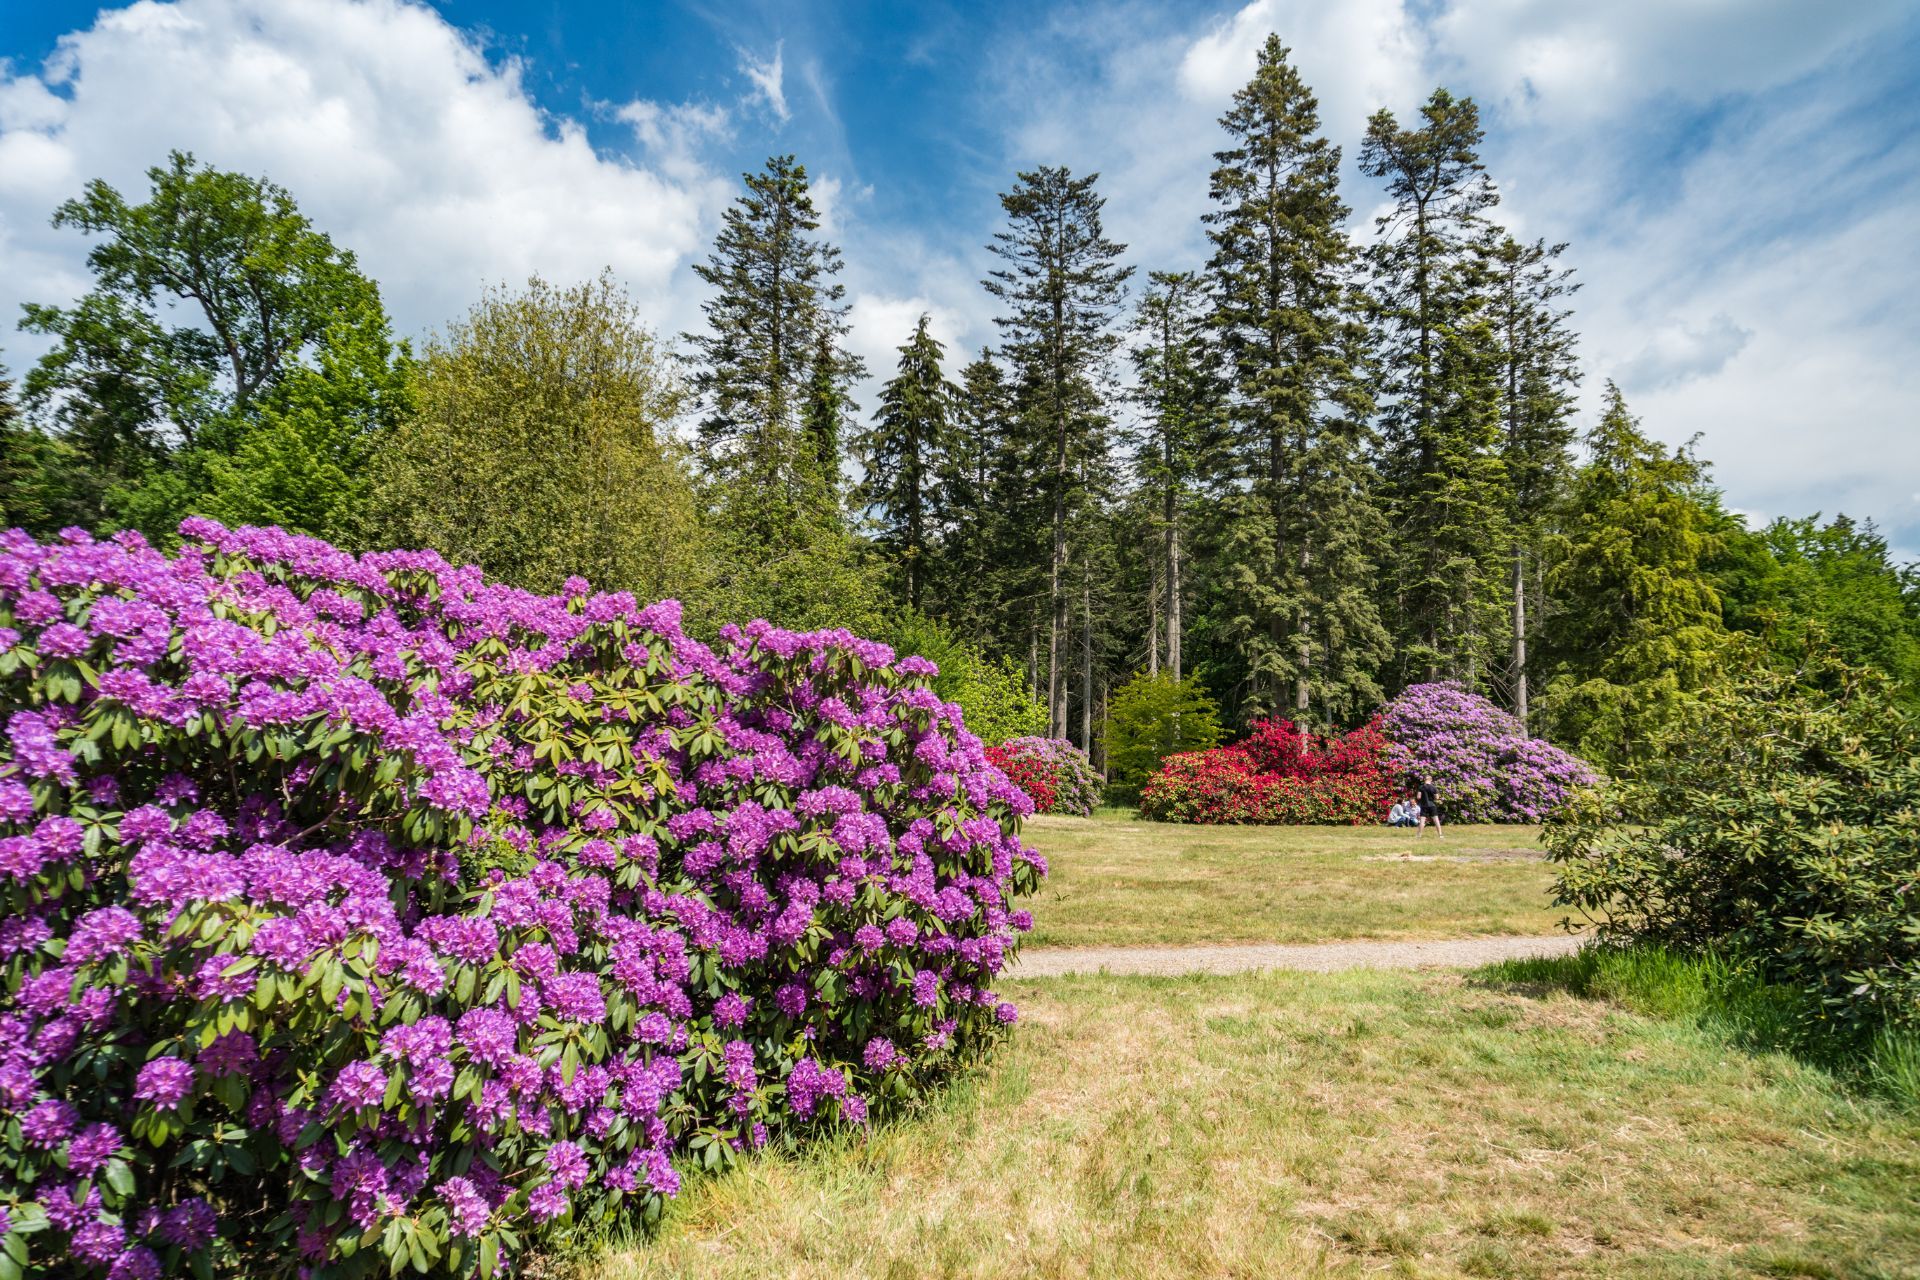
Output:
left=3, top=36, right=1915, bottom=771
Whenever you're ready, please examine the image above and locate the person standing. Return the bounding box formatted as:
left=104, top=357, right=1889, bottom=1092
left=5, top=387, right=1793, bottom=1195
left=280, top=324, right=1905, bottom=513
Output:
left=1410, top=775, right=1443, bottom=838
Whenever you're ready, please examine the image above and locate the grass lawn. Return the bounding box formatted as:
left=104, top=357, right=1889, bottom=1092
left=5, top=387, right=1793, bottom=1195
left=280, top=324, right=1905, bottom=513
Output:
left=1021, top=812, right=1564, bottom=949
left=594, top=967, right=1920, bottom=1279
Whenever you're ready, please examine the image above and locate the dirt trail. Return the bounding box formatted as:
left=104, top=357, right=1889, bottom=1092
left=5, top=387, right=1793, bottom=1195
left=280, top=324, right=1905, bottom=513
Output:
left=1008, top=934, right=1582, bottom=978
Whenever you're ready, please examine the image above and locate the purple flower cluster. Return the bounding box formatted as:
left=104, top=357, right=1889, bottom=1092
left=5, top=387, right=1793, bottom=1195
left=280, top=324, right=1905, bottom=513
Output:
left=0, top=520, right=1044, bottom=1277
left=1379, top=683, right=1598, bottom=823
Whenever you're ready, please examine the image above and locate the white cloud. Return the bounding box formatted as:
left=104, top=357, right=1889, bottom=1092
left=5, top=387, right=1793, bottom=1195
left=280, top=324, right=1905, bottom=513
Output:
left=1178, top=0, right=1425, bottom=136
left=0, top=0, right=727, bottom=374
left=737, top=40, right=789, bottom=123
left=1616, top=314, right=1753, bottom=392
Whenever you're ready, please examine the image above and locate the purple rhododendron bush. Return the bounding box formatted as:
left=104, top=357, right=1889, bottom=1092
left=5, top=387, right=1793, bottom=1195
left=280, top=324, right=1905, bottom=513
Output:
left=1379, top=683, right=1597, bottom=823
left=0, top=520, right=1044, bottom=1279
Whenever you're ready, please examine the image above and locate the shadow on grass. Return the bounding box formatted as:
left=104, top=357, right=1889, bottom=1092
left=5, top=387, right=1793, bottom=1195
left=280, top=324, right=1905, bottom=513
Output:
left=1475, top=943, right=1920, bottom=1108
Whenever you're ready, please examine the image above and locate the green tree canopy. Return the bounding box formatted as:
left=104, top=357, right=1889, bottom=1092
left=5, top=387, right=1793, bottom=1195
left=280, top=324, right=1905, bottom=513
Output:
left=365, top=271, right=706, bottom=603
left=1100, top=671, right=1224, bottom=798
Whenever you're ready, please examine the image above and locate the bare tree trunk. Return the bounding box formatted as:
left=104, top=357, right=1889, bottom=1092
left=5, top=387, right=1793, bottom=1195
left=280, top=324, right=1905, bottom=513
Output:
left=1293, top=545, right=1311, bottom=724
left=1028, top=628, right=1040, bottom=703
left=1147, top=557, right=1161, bottom=678
left=1168, top=514, right=1183, bottom=682
left=1049, top=511, right=1067, bottom=738
left=1080, top=577, right=1093, bottom=752
left=1512, top=546, right=1529, bottom=732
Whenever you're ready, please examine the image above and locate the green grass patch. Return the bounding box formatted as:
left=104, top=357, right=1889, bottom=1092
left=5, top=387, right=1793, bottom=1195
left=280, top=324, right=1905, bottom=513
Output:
left=1482, top=944, right=1920, bottom=1109
left=1022, top=813, right=1563, bottom=948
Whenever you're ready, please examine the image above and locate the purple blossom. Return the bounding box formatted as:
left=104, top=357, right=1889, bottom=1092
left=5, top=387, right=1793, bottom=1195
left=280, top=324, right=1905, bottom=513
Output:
left=133, top=1058, right=195, bottom=1111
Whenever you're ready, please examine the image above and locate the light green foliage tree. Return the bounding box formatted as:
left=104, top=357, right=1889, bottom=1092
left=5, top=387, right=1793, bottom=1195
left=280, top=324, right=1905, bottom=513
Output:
left=874, top=610, right=1047, bottom=746
left=1537, top=383, right=1727, bottom=766
left=1100, top=671, right=1224, bottom=798
left=18, top=150, right=398, bottom=540
left=1361, top=89, right=1513, bottom=688
left=858, top=315, right=957, bottom=611
left=1709, top=509, right=1920, bottom=710
left=1207, top=37, right=1389, bottom=725
left=685, top=156, right=876, bottom=630
left=365, top=272, right=707, bottom=602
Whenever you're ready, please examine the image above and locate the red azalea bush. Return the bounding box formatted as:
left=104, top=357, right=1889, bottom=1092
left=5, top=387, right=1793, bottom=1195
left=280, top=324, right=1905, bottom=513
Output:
left=982, top=743, right=1057, bottom=815
left=0, top=521, right=1044, bottom=1279
left=1138, top=718, right=1395, bottom=825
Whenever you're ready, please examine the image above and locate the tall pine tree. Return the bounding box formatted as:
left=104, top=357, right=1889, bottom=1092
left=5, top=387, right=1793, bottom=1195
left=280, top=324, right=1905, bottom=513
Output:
left=685, top=156, right=874, bottom=628
left=1127, top=270, right=1216, bottom=682
left=984, top=166, right=1132, bottom=737
left=1206, top=37, right=1389, bottom=724
left=1361, top=88, right=1511, bottom=687
left=1487, top=233, right=1580, bottom=729
left=857, top=314, right=956, bottom=611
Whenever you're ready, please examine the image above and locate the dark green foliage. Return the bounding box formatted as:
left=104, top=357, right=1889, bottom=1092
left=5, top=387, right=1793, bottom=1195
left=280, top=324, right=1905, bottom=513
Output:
left=1099, top=671, right=1225, bottom=799
left=871, top=609, right=1048, bottom=746
left=1537, top=384, right=1727, bottom=766
left=1545, top=656, right=1920, bottom=1041
left=858, top=315, right=957, bottom=610
left=1361, top=89, right=1513, bottom=688
left=1205, top=37, right=1390, bottom=726
left=16, top=150, right=399, bottom=542
left=985, top=165, right=1133, bottom=739
left=684, top=156, right=876, bottom=630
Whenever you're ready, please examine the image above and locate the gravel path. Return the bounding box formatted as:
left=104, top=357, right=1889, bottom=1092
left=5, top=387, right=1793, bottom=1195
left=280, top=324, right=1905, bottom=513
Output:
left=1008, top=934, right=1582, bottom=978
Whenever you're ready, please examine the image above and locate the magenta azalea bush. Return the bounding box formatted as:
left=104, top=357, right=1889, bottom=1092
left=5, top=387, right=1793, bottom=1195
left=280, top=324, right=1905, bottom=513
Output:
left=0, top=521, right=1044, bottom=1279
left=1379, top=683, right=1597, bottom=823
left=986, top=738, right=1102, bottom=817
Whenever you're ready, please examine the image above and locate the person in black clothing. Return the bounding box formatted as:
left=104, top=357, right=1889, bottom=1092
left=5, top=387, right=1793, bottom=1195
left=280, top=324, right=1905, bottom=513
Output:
left=1408, top=774, right=1443, bottom=839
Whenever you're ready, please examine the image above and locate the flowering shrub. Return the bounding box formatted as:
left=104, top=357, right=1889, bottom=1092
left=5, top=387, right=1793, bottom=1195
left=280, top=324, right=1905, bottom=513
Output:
left=982, top=738, right=1102, bottom=817
left=0, top=521, right=1044, bottom=1279
left=1138, top=719, right=1395, bottom=825
left=1379, top=683, right=1596, bottom=822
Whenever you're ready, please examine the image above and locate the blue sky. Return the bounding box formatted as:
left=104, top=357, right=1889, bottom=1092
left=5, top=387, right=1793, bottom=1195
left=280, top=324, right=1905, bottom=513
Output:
left=2, top=1, right=1917, bottom=552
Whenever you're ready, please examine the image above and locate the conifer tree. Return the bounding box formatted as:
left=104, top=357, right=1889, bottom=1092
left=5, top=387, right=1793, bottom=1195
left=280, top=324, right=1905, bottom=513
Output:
left=1361, top=88, right=1512, bottom=687
left=1127, top=270, right=1215, bottom=682
left=1206, top=36, right=1389, bottom=724
left=1488, top=233, right=1581, bottom=729
left=1538, top=383, right=1727, bottom=765
left=857, top=314, right=957, bottom=611
left=684, top=156, right=874, bottom=628
left=984, top=166, right=1132, bottom=736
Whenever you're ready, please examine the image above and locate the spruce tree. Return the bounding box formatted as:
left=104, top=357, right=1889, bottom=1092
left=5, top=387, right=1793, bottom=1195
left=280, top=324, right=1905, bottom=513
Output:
left=1538, top=383, right=1727, bottom=766
left=1127, top=270, right=1216, bottom=682
left=857, top=315, right=957, bottom=611
left=1487, top=233, right=1581, bottom=729
left=684, top=156, right=873, bottom=627
left=984, top=166, right=1132, bottom=737
left=1205, top=36, right=1389, bottom=724
left=1361, top=88, right=1512, bottom=687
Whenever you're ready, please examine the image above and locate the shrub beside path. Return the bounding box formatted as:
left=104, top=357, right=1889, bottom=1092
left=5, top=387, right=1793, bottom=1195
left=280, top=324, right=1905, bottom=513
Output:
left=1010, top=933, right=1582, bottom=977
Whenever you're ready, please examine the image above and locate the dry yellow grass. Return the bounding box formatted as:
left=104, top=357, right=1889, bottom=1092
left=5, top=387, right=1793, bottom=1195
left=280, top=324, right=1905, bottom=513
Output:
left=1021, top=813, right=1564, bottom=949
left=592, top=970, right=1920, bottom=1279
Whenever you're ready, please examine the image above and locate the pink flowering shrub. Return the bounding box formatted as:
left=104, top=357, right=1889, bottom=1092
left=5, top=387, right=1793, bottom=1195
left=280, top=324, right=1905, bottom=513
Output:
left=0, top=521, right=1044, bottom=1278
left=1379, top=683, right=1597, bottom=822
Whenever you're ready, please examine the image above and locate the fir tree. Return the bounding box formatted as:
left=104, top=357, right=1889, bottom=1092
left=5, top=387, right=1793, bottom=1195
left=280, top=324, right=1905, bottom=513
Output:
left=1205, top=37, right=1390, bottom=724
left=1361, top=88, right=1512, bottom=687
left=1538, top=383, right=1727, bottom=766
left=984, top=166, right=1133, bottom=736
left=684, top=156, right=873, bottom=627
left=1127, top=270, right=1216, bottom=682
left=857, top=314, right=957, bottom=611
left=1487, top=233, right=1581, bottom=729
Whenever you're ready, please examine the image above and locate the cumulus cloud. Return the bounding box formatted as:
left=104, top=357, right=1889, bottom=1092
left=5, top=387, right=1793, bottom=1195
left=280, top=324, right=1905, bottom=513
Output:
left=1615, top=314, right=1753, bottom=393
left=0, top=0, right=728, bottom=372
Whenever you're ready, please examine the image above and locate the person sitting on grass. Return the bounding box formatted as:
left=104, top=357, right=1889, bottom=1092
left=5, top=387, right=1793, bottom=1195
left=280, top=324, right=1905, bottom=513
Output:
left=1386, top=795, right=1418, bottom=827
left=1409, top=774, right=1443, bottom=838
